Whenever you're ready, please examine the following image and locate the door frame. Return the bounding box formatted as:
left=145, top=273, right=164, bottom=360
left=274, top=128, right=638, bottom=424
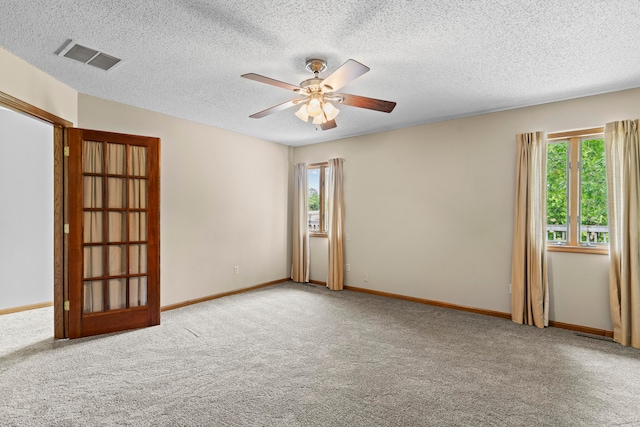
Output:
left=0, top=90, right=72, bottom=338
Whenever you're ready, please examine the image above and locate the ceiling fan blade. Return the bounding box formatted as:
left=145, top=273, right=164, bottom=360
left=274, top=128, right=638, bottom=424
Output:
left=336, top=93, right=397, bottom=113
left=320, top=119, right=337, bottom=131
left=249, top=99, right=300, bottom=118
left=320, top=59, right=369, bottom=92
left=241, top=73, right=301, bottom=92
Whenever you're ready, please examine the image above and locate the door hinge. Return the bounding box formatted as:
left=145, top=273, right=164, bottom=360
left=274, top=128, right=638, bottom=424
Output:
left=64, top=146, right=69, bottom=157
left=64, top=301, right=70, bottom=311
left=64, top=224, right=69, bottom=234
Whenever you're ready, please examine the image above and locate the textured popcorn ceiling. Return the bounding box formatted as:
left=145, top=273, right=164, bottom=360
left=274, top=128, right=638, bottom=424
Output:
left=1, top=1, right=639, bottom=146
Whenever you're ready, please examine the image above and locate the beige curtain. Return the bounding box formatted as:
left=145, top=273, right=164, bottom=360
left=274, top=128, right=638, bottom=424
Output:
left=291, top=163, right=309, bottom=283
left=327, top=158, right=345, bottom=291
left=605, top=119, right=640, bottom=348
left=81, top=142, right=149, bottom=312
left=511, top=132, right=549, bottom=328
left=129, top=146, right=148, bottom=307
left=106, top=143, right=126, bottom=310
left=83, top=141, right=104, bottom=313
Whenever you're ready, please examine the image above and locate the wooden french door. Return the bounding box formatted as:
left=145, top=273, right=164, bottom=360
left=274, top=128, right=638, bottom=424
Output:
left=67, top=129, right=160, bottom=338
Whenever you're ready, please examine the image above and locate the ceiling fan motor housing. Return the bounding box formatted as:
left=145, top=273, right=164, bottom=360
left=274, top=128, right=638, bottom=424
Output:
left=305, top=58, right=327, bottom=74
left=299, top=77, right=324, bottom=93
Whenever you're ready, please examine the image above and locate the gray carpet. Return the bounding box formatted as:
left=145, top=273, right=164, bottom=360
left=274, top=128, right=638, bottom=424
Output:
left=1, top=282, right=639, bottom=426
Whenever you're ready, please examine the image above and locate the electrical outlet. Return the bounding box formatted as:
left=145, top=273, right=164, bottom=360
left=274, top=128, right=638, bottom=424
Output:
left=234, top=266, right=239, bottom=275
left=346, top=233, right=351, bottom=241
left=346, top=263, right=351, bottom=272
left=509, top=283, right=512, bottom=294
left=363, top=274, right=369, bottom=282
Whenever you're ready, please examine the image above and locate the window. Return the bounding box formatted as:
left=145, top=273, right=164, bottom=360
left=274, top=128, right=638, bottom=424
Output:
left=308, top=163, right=329, bottom=235
left=547, top=128, right=608, bottom=253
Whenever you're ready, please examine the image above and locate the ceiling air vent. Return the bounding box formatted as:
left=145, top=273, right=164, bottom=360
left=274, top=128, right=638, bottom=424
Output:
left=56, top=40, right=121, bottom=71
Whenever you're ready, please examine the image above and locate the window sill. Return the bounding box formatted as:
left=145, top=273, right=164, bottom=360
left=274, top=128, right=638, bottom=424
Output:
left=547, top=245, right=608, bottom=255
left=310, top=233, right=328, bottom=238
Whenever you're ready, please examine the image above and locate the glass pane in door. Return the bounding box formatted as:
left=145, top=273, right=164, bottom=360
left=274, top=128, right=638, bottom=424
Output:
left=129, top=146, right=147, bottom=176
left=108, top=245, right=127, bottom=276
left=129, top=179, right=147, bottom=208
left=129, top=244, right=147, bottom=274
left=108, top=279, right=126, bottom=310
left=108, top=212, right=127, bottom=242
left=107, top=143, right=126, bottom=175
left=83, top=212, right=103, bottom=243
left=83, top=177, right=103, bottom=208
left=129, top=277, right=147, bottom=307
left=83, top=246, right=103, bottom=278
left=107, top=178, right=127, bottom=208
left=84, top=141, right=103, bottom=173
left=129, top=212, right=147, bottom=241
left=83, top=280, right=104, bottom=313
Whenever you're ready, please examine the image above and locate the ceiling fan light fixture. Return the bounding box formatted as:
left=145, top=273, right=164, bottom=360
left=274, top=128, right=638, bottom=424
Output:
left=322, top=102, right=339, bottom=121
left=295, top=105, right=309, bottom=122
left=306, top=97, right=323, bottom=117
left=312, top=115, right=325, bottom=125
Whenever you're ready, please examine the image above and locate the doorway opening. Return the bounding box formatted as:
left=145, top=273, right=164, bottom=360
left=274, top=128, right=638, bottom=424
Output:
left=0, top=91, right=71, bottom=339
left=0, top=105, right=54, bottom=309
left=0, top=105, right=54, bottom=324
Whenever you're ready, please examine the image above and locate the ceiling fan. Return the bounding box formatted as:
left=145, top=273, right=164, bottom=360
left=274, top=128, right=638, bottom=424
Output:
left=241, top=58, right=396, bottom=130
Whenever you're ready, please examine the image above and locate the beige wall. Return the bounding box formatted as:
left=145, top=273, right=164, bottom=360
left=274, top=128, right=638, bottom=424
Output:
left=293, top=87, right=640, bottom=331
left=0, top=47, right=77, bottom=124
left=78, top=94, right=290, bottom=307
left=2, top=43, right=635, bottom=331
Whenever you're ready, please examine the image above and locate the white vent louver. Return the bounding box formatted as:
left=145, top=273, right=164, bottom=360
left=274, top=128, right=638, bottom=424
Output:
left=56, top=40, right=121, bottom=71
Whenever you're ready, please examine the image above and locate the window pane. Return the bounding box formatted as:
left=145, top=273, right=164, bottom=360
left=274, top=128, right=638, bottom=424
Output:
left=547, top=141, right=568, bottom=242
left=580, top=138, right=608, bottom=244
left=308, top=168, right=320, bottom=233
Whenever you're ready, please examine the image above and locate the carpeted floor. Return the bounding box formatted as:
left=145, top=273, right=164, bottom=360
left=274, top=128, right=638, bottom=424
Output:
left=1, top=282, right=639, bottom=426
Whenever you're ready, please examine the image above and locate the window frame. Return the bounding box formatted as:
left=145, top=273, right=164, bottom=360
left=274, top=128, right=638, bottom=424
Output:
left=547, top=127, right=608, bottom=255
left=308, top=162, right=328, bottom=238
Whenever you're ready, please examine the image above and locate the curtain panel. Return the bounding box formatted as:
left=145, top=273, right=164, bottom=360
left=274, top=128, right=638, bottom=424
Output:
left=605, top=119, right=640, bottom=348
left=82, top=141, right=148, bottom=313
left=511, top=131, right=549, bottom=328
left=327, top=158, right=345, bottom=291
left=291, top=163, right=309, bottom=283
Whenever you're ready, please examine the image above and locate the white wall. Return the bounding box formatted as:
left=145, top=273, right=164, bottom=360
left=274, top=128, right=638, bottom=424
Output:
left=0, top=46, right=77, bottom=124
left=293, top=87, right=640, bottom=332
left=0, top=108, right=54, bottom=310
left=78, top=94, right=290, bottom=307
